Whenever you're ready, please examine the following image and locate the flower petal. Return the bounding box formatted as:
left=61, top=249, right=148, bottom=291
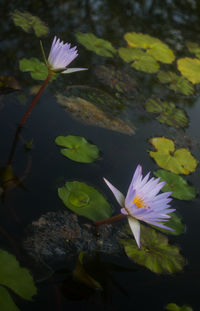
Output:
left=127, top=216, right=141, bottom=248
left=103, top=178, right=125, bottom=208
left=62, top=68, right=88, bottom=74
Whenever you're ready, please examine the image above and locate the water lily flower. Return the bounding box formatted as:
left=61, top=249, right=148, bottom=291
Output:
left=104, top=164, right=175, bottom=248
left=47, top=36, right=87, bottom=74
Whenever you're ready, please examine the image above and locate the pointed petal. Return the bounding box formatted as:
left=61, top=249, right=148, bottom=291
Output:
left=127, top=217, right=141, bottom=248
left=62, top=68, right=88, bottom=74
left=103, top=178, right=125, bottom=208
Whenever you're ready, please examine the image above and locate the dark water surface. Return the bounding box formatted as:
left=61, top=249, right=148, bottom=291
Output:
left=0, top=1, right=200, bottom=310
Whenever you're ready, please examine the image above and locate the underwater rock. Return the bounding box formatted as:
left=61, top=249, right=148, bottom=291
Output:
left=56, top=95, right=135, bottom=135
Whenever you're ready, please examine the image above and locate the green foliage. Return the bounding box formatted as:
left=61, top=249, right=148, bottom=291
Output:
left=186, top=41, right=200, bottom=59
left=157, top=71, right=194, bottom=95
left=124, top=32, right=175, bottom=63
left=146, top=98, right=188, bottom=128
left=154, top=169, right=196, bottom=200
left=75, top=32, right=116, bottom=57
left=149, top=137, right=197, bottom=174
left=19, top=57, right=48, bottom=80
left=177, top=57, right=200, bottom=84
left=166, top=303, right=193, bottom=311
left=11, top=10, right=49, bottom=37
left=121, top=225, right=185, bottom=274
left=0, top=286, right=20, bottom=311
left=55, top=135, right=99, bottom=163
left=151, top=212, right=185, bottom=236
left=58, top=181, right=112, bottom=221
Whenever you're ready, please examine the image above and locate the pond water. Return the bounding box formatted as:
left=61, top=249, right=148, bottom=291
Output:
left=0, top=1, right=200, bottom=310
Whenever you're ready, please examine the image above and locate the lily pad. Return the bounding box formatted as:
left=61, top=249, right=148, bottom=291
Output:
left=145, top=98, right=188, bottom=128
left=55, top=135, right=99, bottom=163
left=19, top=58, right=48, bottom=80
left=75, top=32, right=116, bottom=57
left=58, top=181, right=112, bottom=221
left=177, top=57, right=200, bottom=84
left=0, top=286, right=19, bottom=311
left=157, top=71, right=194, bottom=95
left=0, top=249, right=37, bottom=300
left=154, top=169, right=196, bottom=200
left=166, top=303, right=193, bottom=311
left=118, top=47, right=160, bottom=73
left=124, top=32, right=175, bottom=63
left=186, top=41, right=200, bottom=59
left=149, top=137, right=197, bottom=174
left=151, top=212, right=185, bottom=236
left=121, top=225, right=185, bottom=274
left=11, top=10, right=49, bottom=37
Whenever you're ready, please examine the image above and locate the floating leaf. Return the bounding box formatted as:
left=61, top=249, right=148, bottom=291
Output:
left=0, top=286, right=19, bottom=311
left=121, top=225, right=185, bottom=274
left=73, top=252, right=102, bottom=290
left=57, top=95, right=135, bottom=135
left=11, top=10, right=48, bottom=37
left=149, top=137, right=197, bottom=174
left=177, top=57, right=200, bottom=84
left=118, top=47, right=160, bottom=73
left=124, top=32, right=175, bottom=63
left=157, top=71, right=194, bottom=95
left=58, top=181, right=112, bottom=221
left=154, top=169, right=196, bottom=200
left=75, top=32, right=116, bottom=57
left=0, top=76, right=21, bottom=94
left=55, top=135, right=99, bottom=163
left=186, top=41, right=200, bottom=59
left=19, top=57, right=48, bottom=80
left=151, top=212, right=185, bottom=236
left=0, top=249, right=37, bottom=300
left=145, top=98, right=188, bottom=128
left=166, top=303, right=193, bottom=311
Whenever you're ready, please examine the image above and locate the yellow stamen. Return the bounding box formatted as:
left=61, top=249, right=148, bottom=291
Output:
left=133, top=196, right=146, bottom=209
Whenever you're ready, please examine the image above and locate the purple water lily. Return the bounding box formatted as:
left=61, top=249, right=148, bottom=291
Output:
left=104, top=164, right=175, bottom=248
left=48, top=36, right=87, bottom=74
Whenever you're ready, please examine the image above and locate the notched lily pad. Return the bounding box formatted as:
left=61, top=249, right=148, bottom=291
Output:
left=145, top=98, right=188, bottom=128
left=166, top=303, right=193, bottom=311
left=19, top=57, right=48, bottom=80
left=121, top=225, right=185, bottom=274
left=177, top=57, right=200, bottom=84
left=124, top=32, right=175, bottom=64
left=56, top=95, right=135, bottom=135
left=58, top=181, right=112, bottom=221
left=154, top=169, right=196, bottom=200
left=149, top=137, right=198, bottom=174
left=55, top=135, right=99, bottom=163
left=157, top=71, right=194, bottom=95
left=11, top=10, right=49, bottom=37
left=75, top=32, right=116, bottom=57
left=186, top=41, right=200, bottom=59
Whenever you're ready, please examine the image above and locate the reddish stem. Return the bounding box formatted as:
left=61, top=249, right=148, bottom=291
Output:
left=94, top=213, right=126, bottom=227
left=19, top=72, right=52, bottom=127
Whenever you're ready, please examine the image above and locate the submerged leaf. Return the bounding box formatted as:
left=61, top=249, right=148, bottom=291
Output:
left=11, top=10, right=48, bottom=37
left=58, top=181, right=112, bottom=221
left=177, top=57, right=200, bottom=84
left=19, top=57, right=48, bottom=80
left=0, top=76, right=21, bottom=94
left=145, top=98, right=188, bottom=128
left=149, top=137, right=197, bottom=174
left=154, top=169, right=196, bottom=200
left=157, top=71, right=194, bottom=95
left=0, top=286, right=19, bottom=311
left=166, top=303, right=193, bottom=311
left=121, top=225, right=185, bottom=274
left=55, top=135, right=99, bottom=163
left=186, top=41, right=200, bottom=59
left=75, top=32, right=116, bottom=57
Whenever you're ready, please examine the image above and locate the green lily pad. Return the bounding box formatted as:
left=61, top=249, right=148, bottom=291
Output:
left=166, top=303, right=193, bottom=311
left=157, top=71, right=194, bottom=95
left=75, top=32, right=116, bottom=57
left=121, top=225, right=185, bottom=274
left=186, top=41, right=200, bottom=59
left=55, top=135, right=99, bottom=163
left=19, top=58, right=48, bottom=80
left=118, top=47, right=160, bottom=73
left=145, top=98, right=188, bottom=128
left=177, top=57, right=200, bottom=84
left=11, top=10, right=49, bottom=37
left=0, top=249, right=37, bottom=300
left=154, top=169, right=196, bottom=200
left=58, top=181, right=112, bottom=221
left=149, top=137, right=198, bottom=174
left=151, top=212, right=185, bottom=236
left=0, top=286, right=20, bottom=311
left=124, top=32, right=175, bottom=63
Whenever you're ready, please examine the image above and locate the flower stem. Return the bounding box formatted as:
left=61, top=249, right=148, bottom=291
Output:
left=19, top=72, right=52, bottom=127
left=94, top=213, right=126, bottom=227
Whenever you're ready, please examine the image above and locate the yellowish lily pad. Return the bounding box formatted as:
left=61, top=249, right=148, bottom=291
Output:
left=177, top=57, right=200, bottom=84
left=186, top=41, right=200, bottom=59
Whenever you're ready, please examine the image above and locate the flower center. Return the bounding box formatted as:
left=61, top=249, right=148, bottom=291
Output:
left=133, top=196, right=146, bottom=209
